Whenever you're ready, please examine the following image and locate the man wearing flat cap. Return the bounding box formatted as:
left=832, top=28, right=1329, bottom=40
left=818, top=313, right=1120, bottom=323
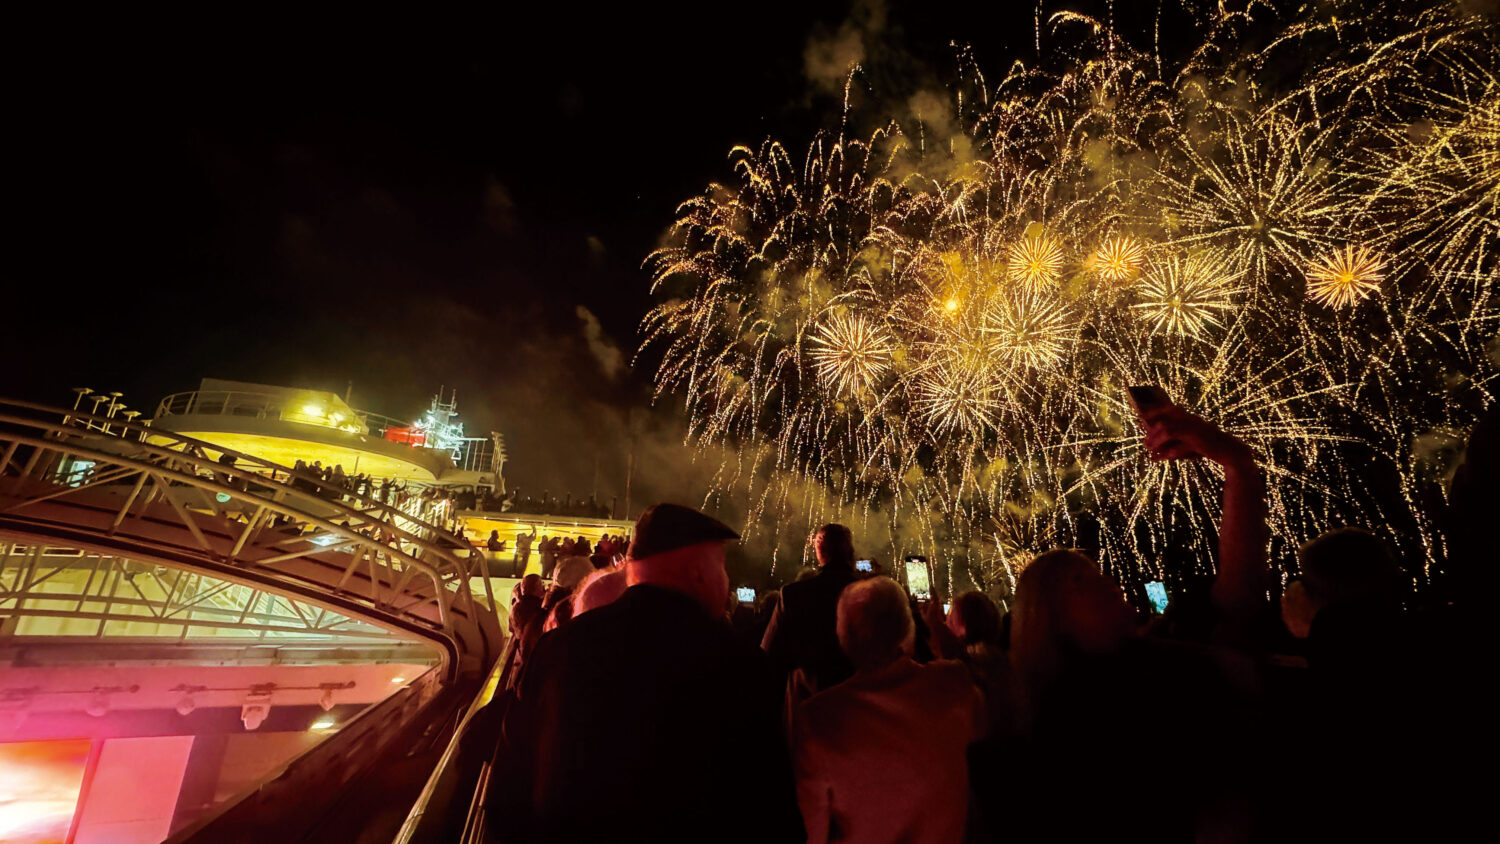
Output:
left=491, top=503, right=803, bottom=844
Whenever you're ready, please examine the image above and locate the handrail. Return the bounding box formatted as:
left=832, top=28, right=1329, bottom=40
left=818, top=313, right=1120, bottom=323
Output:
left=0, top=398, right=501, bottom=679
left=153, top=389, right=416, bottom=437
left=391, top=634, right=517, bottom=844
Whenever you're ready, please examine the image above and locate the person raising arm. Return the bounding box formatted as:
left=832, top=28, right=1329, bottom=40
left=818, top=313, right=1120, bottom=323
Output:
left=1143, top=404, right=1271, bottom=626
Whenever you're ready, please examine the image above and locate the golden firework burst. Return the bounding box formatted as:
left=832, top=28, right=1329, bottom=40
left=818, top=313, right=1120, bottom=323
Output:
left=1132, top=254, right=1241, bottom=338
left=1306, top=244, right=1386, bottom=308
left=984, top=291, right=1073, bottom=369
left=641, top=2, right=1497, bottom=585
left=1007, top=234, right=1067, bottom=292
left=808, top=312, right=893, bottom=396
left=1089, top=237, right=1147, bottom=284
left=911, top=356, right=1001, bottom=436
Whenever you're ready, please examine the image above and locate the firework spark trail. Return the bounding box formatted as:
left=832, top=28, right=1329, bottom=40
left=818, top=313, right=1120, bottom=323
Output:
left=642, top=0, right=1498, bottom=592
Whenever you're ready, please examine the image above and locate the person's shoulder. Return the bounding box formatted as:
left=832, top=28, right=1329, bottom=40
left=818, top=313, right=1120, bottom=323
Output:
left=921, top=657, right=974, bottom=677
left=1128, top=635, right=1222, bottom=674
left=783, top=568, right=851, bottom=600
left=779, top=577, right=813, bottom=600
left=799, top=678, right=857, bottom=724
left=918, top=658, right=987, bottom=696
left=814, top=567, right=859, bottom=596
left=534, top=594, right=632, bottom=649
left=916, top=657, right=973, bottom=682
left=586, top=585, right=720, bottom=634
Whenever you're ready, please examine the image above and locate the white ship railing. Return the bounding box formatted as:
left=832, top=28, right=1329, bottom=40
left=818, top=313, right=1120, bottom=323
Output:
left=0, top=398, right=502, bottom=681
left=153, top=389, right=414, bottom=438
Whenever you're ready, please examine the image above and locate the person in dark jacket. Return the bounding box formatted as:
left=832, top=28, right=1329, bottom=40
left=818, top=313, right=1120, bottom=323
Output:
left=761, top=524, right=861, bottom=705
left=491, top=503, right=803, bottom=844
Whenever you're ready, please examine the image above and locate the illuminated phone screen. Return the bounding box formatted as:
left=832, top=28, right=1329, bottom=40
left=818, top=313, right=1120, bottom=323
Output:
left=855, top=560, right=873, bottom=572
left=904, top=558, right=931, bottom=600
left=1145, top=581, right=1169, bottom=614
left=736, top=587, right=755, bottom=604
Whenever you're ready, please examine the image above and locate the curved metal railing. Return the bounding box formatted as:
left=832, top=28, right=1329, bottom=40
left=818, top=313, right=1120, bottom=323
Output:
left=0, top=398, right=501, bottom=680
left=391, top=635, right=518, bottom=844
left=153, top=389, right=416, bottom=438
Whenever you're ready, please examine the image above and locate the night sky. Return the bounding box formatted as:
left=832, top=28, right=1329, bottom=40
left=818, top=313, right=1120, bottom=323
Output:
left=7, top=1, right=1152, bottom=517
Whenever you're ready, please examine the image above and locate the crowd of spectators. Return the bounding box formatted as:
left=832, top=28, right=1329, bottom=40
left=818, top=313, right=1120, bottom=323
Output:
left=482, top=401, right=1491, bottom=843
left=498, top=490, right=615, bottom=519
left=282, top=458, right=469, bottom=513
left=201, top=455, right=457, bottom=536
left=215, top=454, right=621, bottom=536
left=203, top=454, right=638, bottom=580
left=502, top=532, right=634, bottom=645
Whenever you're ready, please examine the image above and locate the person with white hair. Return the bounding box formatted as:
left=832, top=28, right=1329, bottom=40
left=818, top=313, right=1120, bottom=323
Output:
left=549, top=554, right=594, bottom=592
left=573, top=568, right=627, bottom=616
left=792, top=576, right=985, bottom=844
left=536, top=554, right=597, bottom=632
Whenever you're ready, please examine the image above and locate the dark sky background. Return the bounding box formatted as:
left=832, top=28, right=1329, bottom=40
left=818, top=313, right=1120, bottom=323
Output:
left=7, top=1, right=1166, bottom=537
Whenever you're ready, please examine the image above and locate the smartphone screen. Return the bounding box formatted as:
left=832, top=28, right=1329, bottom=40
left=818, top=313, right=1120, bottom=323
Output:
left=1145, top=581, right=1169, bottom=614
left=736, top=587, right=755, bottom=604
left=903, top=556, right=932, bottom=601
left=855, top=559, right=873, bottom=572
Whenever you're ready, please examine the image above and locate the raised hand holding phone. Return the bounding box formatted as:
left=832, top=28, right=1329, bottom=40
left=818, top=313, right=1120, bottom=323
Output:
left=1145, top=409, right=1255, bottom=470
left=1126, top=385, right=1172, bottom=419
left=1128, top=385, right=1193, bottom=458
left=1128, top=387, right=1270, bottom=623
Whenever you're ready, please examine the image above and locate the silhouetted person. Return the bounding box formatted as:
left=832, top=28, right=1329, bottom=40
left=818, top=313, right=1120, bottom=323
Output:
left=1283, top=527, right=1405, bottom=668
left=493, top=503, right=802, bottom=843
left=505, top=575, right=547, bottom=684
left=514, top=528, right=535, bottom=574
left=487, top=530, right=504, bottom=552
left=1274, top=527, right=1428, bottom=842
left=216, top=453, right=246, bottom=492
left=537, top=535, right=558, bottom=578
left=945, top=590, right=1012, bottom=731
left=794, top=577, right=984, bottom=844
left=1410, top=405, right=1497, bottom=839
left=969, top=404, right=1268, bottom=843
left=762, top=524, right=860, bottom=708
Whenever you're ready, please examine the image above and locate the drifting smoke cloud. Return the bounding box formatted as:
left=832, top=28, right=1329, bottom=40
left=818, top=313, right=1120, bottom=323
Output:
left=805, top=25, right=867, bottom=95
left=803, top=0, right=888, bottom=95
left=576, top=305, right=625, bottom=381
